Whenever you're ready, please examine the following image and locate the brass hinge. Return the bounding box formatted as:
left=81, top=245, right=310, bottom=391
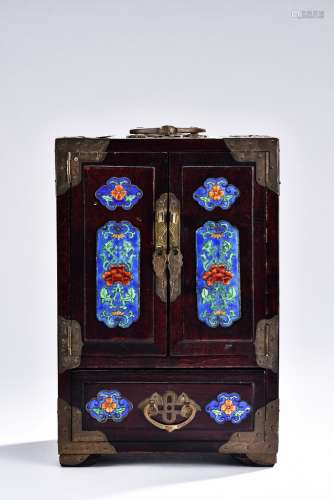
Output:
left=65, top=152, right=81, bottom=190
left=255, top=315, right=279, bottom=373
left=58, top=316, right=83, bottom=373
left=66, top=152, right=72, bottom=185
left=55, top=152, right=80, bottom=195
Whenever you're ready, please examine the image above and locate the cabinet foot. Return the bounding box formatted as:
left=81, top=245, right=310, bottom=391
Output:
left=231, top=453, right=277, bottom=467
left=59, top=454, right=100, bottom=467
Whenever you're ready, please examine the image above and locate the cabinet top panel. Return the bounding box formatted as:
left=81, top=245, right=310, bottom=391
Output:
left=55, top=136, right=279, bottom=145
left=55, top=136, right=279, bottom=159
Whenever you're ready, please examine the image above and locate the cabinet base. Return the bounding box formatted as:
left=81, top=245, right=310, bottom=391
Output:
left=59, top=451, right=277, bottom=467
left=231, top=453, right=276, bottom=467
left=59, top=454, right=100, bottom=467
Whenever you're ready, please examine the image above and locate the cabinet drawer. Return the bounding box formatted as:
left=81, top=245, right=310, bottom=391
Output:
left=70, top=370, right=266, bottom=450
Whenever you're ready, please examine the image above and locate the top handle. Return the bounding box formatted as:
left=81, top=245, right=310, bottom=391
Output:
left=128, top=125, right=206, bottom=138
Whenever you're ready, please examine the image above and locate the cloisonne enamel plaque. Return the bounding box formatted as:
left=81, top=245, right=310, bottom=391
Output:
left=193, top=177, right=239, bottom=211
left=196, top=220, right=241, bottom=328
left=96, top=221, right=140, bottom=328
left=95, top=177, right=143, bottom=211
left=205, top=392, right=251, bottom=424
left=86, top=390, right=133, bottom=423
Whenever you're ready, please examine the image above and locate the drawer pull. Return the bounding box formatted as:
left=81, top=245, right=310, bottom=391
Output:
left=139, top=391, right=201, bottom=433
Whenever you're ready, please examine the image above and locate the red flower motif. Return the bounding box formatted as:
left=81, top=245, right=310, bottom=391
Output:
left=203, top=264, right=233, bottom=286
left=111, top=184, right=127, bottom=200
left=103, top=265, right=133, bottom=286
left=208, top=184, right=224, bottom=200
left=101, top=397, right=117, bottom=413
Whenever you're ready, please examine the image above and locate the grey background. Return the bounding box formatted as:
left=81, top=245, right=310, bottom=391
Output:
left=0, top=1, right=333, bottom=497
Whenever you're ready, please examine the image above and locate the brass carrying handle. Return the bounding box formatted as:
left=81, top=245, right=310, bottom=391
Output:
left=168, top=194, right=183, bottom=302
left=128, top=125, right=206, bottom=137
left=152, top=193, right=168, bottom=302
left=142, top=400, right=198, bottom=433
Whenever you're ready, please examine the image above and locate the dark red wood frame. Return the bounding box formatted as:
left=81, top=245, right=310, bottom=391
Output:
left=57, top=136, right=279, bottom=462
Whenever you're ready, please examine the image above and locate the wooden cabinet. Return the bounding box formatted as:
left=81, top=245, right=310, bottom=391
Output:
left=56, top=129, right=279, bottom=466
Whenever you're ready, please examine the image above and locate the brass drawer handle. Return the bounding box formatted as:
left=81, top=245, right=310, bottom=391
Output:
left=139, top=391, right=201, bottom=433
left=143, top=401, right=197, bottom=432
left=168, top=194, right=183, bottom=302
left=152, top=193, right=168, bottom=302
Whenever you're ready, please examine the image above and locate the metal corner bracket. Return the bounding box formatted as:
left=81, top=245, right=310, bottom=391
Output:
left=255, top=315, right=279, bottom=373
left=219, top=399, right=279, bottom=466
left=55, top=138, right=111, bottom=195
left=58, top=316, right=83, bottom=373
left=58, top=399, right=117, bottom=459
left=224, top=138, right=279, bottom=194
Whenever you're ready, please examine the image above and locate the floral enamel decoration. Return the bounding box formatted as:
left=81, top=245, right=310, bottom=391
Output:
left=196, top=220, right=241, bottom=328
left=193, top=177, right=239, bottom=211
left=203, top=264, right=233, bottom=286
left=205, top=392, right=251, bottom=424
left=86, top=389, right=133, bottom=423
left=96, top=221, right=140, bottom=328
left=95, top=177, right=143, bottom=211
left=103, top=265, right=133, bottom=286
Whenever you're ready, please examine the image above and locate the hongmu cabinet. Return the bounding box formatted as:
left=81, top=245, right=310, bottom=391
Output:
left=56, top=126, right=279, bottom=467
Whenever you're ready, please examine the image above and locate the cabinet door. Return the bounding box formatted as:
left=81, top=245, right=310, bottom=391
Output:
left=71, top=153, right=168, bottom=357
left=169, top=152, right=267, bottom=361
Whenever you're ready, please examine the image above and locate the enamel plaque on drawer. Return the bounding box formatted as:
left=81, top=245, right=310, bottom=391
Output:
left=86, top=390, right=133, bottom=423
